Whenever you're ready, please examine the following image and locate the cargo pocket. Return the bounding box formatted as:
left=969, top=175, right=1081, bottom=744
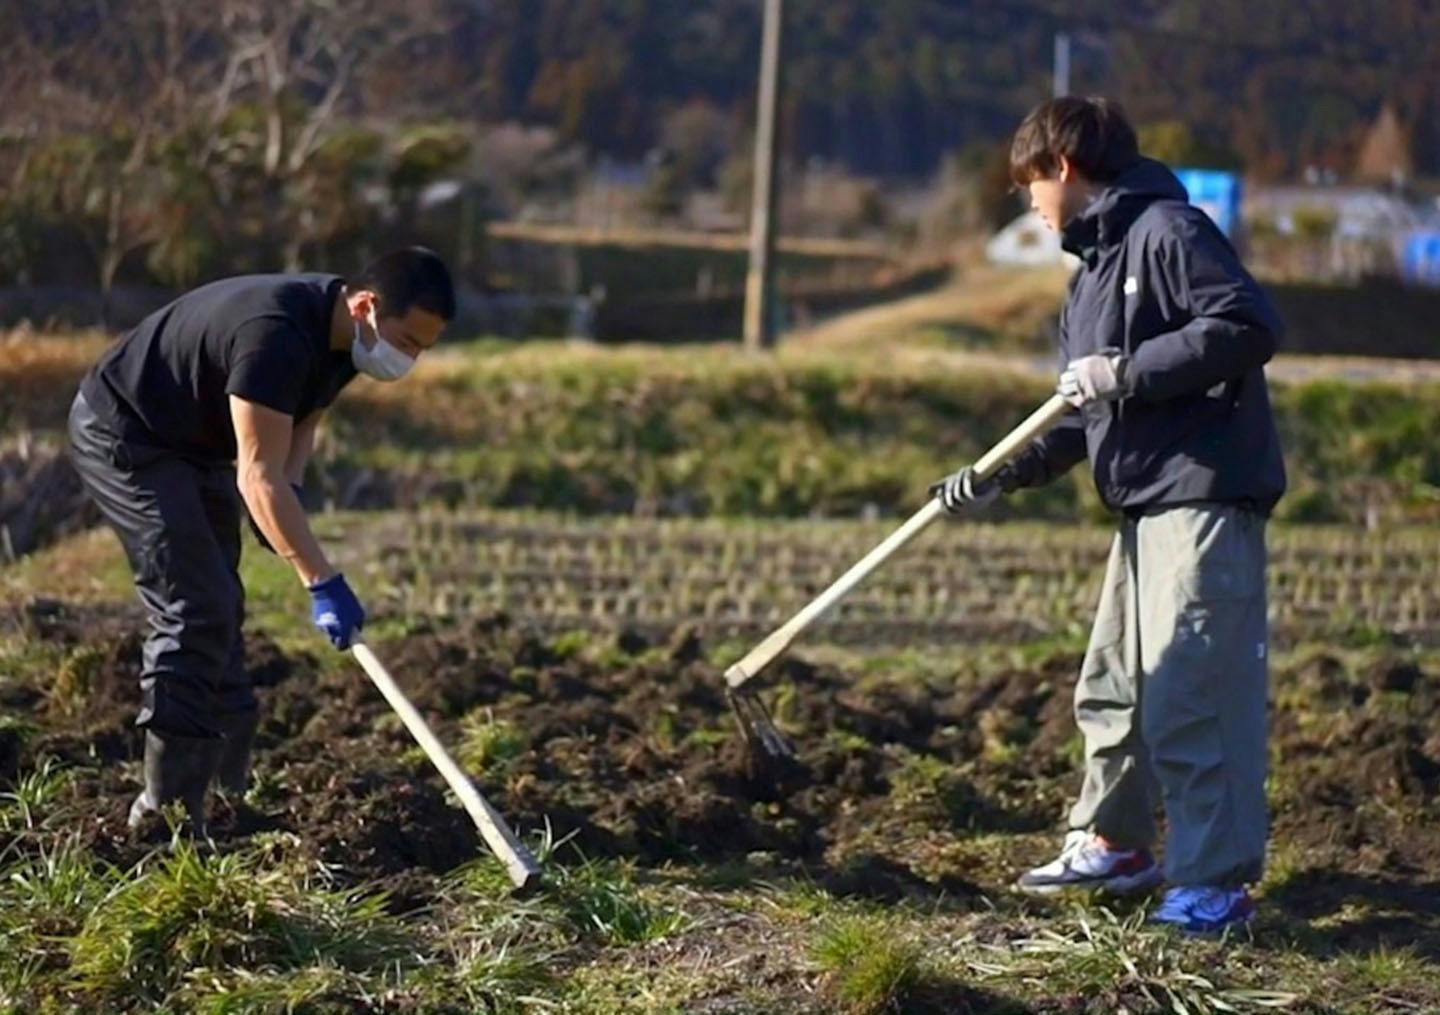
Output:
left=1173, top=555, right=1261, bottom=657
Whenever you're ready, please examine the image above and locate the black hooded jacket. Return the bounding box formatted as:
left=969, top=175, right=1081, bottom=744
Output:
left=1009, top=158, right=1287, bottom=514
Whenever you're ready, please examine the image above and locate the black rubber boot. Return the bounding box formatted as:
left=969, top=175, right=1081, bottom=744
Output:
left=127, top=730, right=223, bottom=839
left=215, top=710, right=260, bottom=795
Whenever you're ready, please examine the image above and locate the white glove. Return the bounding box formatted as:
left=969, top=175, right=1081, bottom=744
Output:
left=1059, top=352, right=1131, bottom=407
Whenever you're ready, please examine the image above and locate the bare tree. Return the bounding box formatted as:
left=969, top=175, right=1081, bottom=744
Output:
left=202, top=0, right=456, bottom=268
left=0, top=0, right=456, bottom=305
left=1, top=2, right=233, bottom=313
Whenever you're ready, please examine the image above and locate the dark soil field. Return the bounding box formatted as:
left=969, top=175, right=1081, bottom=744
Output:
left=5, top=334, right=1440, bottom=1012
left=4, top=522, right=1439, bottom=1012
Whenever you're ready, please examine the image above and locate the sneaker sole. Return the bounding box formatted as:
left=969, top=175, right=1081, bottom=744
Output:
left=1015, top=866, right=1163, bottom=898
left=1151, top=907, right=1256, bottom=936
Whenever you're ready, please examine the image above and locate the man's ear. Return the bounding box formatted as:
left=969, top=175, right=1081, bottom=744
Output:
left=1057, top=154, right=1074, bottom=183
left=348, top=288, right=379, bottom=321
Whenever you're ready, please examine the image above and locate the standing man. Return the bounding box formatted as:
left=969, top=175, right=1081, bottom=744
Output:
left=67, top=247, right=455, bottom=838
left=932, top=98, right=1284, bottom=933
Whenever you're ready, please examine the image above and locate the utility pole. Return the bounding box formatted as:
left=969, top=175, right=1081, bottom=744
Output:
left=743, top=0, right=784, bottom=351
left=1053, top=31, right=1071, bottom=98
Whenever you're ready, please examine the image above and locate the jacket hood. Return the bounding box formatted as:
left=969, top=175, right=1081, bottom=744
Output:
left=1061, top=158, right=1189, bottom=262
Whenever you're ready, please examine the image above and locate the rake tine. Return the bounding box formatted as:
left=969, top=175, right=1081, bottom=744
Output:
left=727, top=688, right=797, bottom=760
left=727, top=690, right=763, bottom=753
left=758, top=707, right=797, bottom=759
left=741, top=695, right=792, bottom=760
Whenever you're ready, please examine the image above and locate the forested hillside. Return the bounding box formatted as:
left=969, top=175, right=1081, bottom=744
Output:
left=3, top=0, right=1435, bottom=301
left=6, top=0, right=1435, bottom=179
left=448, top=0, right=1440, bottom=179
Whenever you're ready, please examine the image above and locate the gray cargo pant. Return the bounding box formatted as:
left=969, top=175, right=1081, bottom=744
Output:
left=1067, top=503, right=1269, bottom=887
left=67, top=392, right=255, bottom=738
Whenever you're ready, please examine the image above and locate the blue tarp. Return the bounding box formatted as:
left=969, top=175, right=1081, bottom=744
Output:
left=1175, top=168, right=1242, bottom=239
left=1401, top=232, right=1440, bottom=287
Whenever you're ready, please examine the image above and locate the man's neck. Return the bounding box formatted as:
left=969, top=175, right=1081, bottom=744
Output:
left=329, top=290, right=355, bottom=351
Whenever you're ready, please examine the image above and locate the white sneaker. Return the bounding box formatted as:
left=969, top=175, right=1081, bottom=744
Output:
left=1015, top=830, right=1162, bottom=896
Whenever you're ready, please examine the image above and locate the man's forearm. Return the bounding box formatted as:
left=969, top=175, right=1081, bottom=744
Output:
left=1128, top=317, right=1276, bottom=403
left=284, top=414, right=320, bottom=486
left=238, top=463, right=334, bottom=585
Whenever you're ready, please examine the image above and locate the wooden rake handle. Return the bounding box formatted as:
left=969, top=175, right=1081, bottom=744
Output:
left=724, top=394, right=1073, bottom=690
left=351, top=639, right=543, bottom=892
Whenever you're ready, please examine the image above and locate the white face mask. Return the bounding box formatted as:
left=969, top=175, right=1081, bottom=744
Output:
left=351, top=311, right=416, bottom=382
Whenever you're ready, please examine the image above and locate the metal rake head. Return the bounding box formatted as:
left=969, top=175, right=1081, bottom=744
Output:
left=726, top=687, right=796, bottom=761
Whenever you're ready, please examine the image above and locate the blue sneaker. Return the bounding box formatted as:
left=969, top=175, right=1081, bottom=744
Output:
left=1149, top=886, right=1255, bottom=934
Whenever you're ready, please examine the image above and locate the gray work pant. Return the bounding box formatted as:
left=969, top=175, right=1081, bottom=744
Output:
left=67, top=393, right=255, bottom=738
left=1067, top=504, right=1269, bottom=887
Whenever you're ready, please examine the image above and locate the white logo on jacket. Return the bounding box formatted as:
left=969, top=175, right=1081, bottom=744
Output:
left=1123, top=276, right=1139, bottom=296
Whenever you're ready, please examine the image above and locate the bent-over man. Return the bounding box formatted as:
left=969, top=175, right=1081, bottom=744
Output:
left=68, top=247, right=455, bottom=837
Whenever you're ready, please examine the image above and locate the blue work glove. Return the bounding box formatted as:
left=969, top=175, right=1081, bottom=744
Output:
left=309, top=573, right=365, bottom=649
left=247, top=483, right=306, bottom=553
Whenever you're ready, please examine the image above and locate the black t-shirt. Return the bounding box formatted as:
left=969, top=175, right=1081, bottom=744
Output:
left=80, top=274, right=357, bottom=462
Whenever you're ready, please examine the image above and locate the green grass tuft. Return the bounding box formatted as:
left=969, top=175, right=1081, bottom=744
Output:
left=181, top=965, right=358, bottom=1015
left=456, top=708, right=529, bottom=777
left=810, top=914, right=924, bottom=1014
left=968, top=906, right=1299, bottom=1014
left=68, top=839, right=412, bottom=1005
left=47, top=645, right=108, bottom=716
left=549, top=629, right=592, bottom=660
left=451, top=942, right=555, bottom=1011
left=0, top=834, right=114, bottom=1008
left=888, top=749, right=982, bottom=827
left=1333, top=944, right=1437, bottom=996
left=551, top=856, right=686, bottom=945
left=0, top=756, right=74, bottom=833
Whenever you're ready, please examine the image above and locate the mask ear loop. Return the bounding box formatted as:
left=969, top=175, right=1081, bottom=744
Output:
left=350, top=291, right=377, bottom=351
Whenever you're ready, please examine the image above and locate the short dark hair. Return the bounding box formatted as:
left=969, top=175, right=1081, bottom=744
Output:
left=1009, top=97, right=1139, bottom=187
left=355, top=246, right=456, bottom=321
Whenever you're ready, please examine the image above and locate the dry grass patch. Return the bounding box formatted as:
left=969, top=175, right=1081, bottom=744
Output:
left=0, top=329, right=112, bottom=431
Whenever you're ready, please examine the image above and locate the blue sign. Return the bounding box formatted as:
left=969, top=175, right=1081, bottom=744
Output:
left=1175, top=168, right=1242, bottom=239
left=1401, top=232, right=1440, bottom=287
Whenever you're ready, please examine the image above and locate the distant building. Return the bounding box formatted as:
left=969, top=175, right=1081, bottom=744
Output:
left=986, top=177, right=1440, bottom=286
left=1246, top=185, right=1440, bottom=282
left=1249, top=185, right=1424, bottom=238
left=985, top=210, right=1072, bottom=267
left=986, top=170, right=1242, bottom=268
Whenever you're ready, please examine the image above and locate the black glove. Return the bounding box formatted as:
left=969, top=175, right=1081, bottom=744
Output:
left=247, top=483, right=305, bottom=553
left=929, top=464, right=1018, bottom=515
